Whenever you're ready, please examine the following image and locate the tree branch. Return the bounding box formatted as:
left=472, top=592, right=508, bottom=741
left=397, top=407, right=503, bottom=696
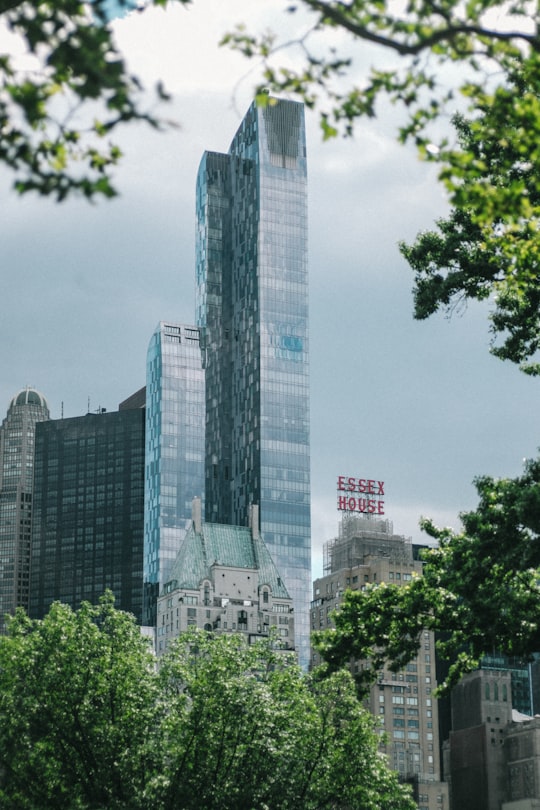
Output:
left=303, top=0, right=540, bottom=55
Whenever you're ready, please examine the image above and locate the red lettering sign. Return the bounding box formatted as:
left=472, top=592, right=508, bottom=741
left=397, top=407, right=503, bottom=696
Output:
left=336, top=474, right=385, bottom=515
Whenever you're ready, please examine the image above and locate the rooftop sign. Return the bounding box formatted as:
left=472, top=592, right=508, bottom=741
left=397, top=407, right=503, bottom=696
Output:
left=337, top=475, right=385, bottom=516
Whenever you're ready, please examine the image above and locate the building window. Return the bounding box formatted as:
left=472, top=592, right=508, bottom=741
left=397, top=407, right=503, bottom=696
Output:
left=238, top=610, right=248, bottom=629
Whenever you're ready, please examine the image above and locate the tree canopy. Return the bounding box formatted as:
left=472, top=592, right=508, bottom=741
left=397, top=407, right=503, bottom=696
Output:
left=0, top=594, right=415, bottom=810
left=400, top=64, right=540, bottom=374
left=0, top=0, right=188, bottom=200
left=3, top=0, right=540, bottom=203
left=313, top=456, right=540, bottom=694
left=225, top=0, right=538, bottom=143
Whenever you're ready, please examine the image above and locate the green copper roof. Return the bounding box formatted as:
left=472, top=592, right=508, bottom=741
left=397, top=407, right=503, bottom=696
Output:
left=166, top=522, right=290, bottom=599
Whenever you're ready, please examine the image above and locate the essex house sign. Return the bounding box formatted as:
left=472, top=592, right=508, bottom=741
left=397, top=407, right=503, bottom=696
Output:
left=337, top=475, right=385, bottom=515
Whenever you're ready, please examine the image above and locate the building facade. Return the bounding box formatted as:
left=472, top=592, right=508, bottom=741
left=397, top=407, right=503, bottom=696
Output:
left=143, top=322, right=205, bottom=625
left=310, top=514, right=448, bottom=810
left=156, top=500, right=294, bottom=654
left=443, top=665, right=540, bottom=809
left=0, top=388, right=50, bottom=632
left=29, top=401, right=145, bottom=622
left=196, top=98, right=311, bottom=666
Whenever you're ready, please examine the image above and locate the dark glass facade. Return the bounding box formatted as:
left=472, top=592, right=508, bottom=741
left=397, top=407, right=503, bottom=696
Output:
left=0, top=389, right=50, bottom=633
left=196, top=99, right=311, bottom=666
left=29, top=407, right=145, bottom=622
left=143, top=323, right=205, bottom=626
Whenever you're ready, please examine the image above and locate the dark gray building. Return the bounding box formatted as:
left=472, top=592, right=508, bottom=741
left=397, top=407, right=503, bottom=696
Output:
left=0, top=388, right=50, bottom=632
left=29, top=400, right=145, bottom=623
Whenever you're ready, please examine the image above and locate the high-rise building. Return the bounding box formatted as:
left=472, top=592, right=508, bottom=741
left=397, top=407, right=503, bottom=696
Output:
left=143, top=322, right=205, bottom=625
left=196, top=98, right=311, bottom=666
left=29, top=399, right=145, bottom=622
left=0, top=388, right=50, bottom=632
left=310, top=514, right=448, bottom=810
left=156, top=500, right=294, bottom=654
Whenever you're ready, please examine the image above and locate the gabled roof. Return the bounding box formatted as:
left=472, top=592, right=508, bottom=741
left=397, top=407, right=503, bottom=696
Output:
left=165, top=522, right=290, bottom=599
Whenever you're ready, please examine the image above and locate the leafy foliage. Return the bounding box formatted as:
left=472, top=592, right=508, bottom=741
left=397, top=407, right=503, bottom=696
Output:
left=401, top=62, right=540, bottom=373
left=0, top=0, right=187, bottom=200
left=313, top=456, right=540, bottom=693
left=223, top=0, right=537, bottom=143
left=0, top=593, right=160, bottom=809
left=157, top=630, right=415, bottom=810
left=0, top=596, right=415, bottom=810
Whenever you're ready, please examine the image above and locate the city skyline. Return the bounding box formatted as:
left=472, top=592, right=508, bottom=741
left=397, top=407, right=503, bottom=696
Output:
left=2, top=1, right=540, bottom=579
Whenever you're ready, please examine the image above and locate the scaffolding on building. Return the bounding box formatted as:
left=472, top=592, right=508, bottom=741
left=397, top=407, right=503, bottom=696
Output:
left=323, top=514, right=413, bottom=574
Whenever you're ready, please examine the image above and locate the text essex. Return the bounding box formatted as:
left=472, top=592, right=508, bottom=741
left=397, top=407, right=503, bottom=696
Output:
left=337, top=475, right=385, bottom=515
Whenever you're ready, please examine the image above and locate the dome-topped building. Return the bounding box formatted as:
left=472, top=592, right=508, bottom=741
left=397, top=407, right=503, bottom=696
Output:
left=0, top=387, right=50, bottom=633
left=9, top=387, right=49, bottom=412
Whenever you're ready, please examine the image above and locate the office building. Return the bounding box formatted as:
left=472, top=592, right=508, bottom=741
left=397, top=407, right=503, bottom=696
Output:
left=196, top=98, right=311, bottom=665
left=443, top=659, right=540, bottom=809
left=156, top=499, right=294, bottom=654
left=445, top=668, right=511, bottom=810
left=0, top=388, right=50, bottom=632
left=143, top=322, right=205, bottom=625
left=310, top=514, right=448, bottom=810
left=29, top=399, right=145, bottom=622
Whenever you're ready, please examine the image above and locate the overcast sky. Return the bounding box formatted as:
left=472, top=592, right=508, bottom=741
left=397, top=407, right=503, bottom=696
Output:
left=2, top=1, right=539, bottom=577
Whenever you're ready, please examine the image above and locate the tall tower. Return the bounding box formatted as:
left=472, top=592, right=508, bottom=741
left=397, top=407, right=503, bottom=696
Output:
left=143, top=322, right=205, bottom=626
left=0, top=388, right=49, bottom=632
left=196, top=99, right=311, bottom=666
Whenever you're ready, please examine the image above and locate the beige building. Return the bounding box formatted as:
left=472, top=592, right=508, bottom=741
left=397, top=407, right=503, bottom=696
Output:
left=310, top=514, right=448, bottom=810
left=156, top=501, right=294, bottom=654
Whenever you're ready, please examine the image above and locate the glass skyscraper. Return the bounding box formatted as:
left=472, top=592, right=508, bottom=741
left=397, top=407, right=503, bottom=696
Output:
left=30, top=403, right=145, bottom=622
left=143, top=322, right=205, bottom=625
left=196, top=99, right=311, bottom=665
left=0, top=388, right=50, bottom=633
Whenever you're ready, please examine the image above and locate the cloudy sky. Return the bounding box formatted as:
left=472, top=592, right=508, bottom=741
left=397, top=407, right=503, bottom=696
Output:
left=2, top=1, right=539, bottom=576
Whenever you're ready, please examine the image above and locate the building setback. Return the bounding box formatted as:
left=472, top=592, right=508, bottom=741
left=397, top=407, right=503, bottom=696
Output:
left=143, top=322, right=205, bottom=626
left=29, top=400, right=145, bottom=623
left=310, top=514, right=448, bottom=810
left=0, top=388, right=50, bottom=633
left=196, top=98, right=311, bottom=666
left=156, top=500, right=294, bottom=653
